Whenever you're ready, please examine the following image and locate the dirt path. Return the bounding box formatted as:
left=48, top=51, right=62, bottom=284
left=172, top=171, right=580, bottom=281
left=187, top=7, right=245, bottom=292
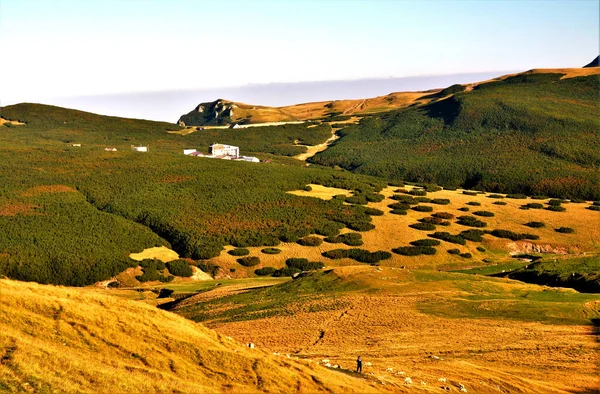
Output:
left=294, top=128, right=340, bottom=161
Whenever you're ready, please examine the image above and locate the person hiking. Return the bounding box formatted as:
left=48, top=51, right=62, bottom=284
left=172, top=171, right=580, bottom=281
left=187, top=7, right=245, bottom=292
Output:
left=356, top=356, right=363, bottom=373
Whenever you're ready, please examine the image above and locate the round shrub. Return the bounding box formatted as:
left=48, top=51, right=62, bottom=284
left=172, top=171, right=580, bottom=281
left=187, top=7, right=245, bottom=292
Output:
left=548, top=199, right=563, bottom=206
left=297, top=236, right=324, bottom=247
left=411, top=205, right=434, bottom=212
left=390, top=209, right=408, bottom=215
left=473, top=210, right=494, bottom=217
left=166, top=260, right=193, bottom=277
left=389, top=202, right=411, bottom=210
left=493, top=201, right=507, bottom=205
left=431, top=212, right=453, bottom=220
left=587, top=205, right=600, bottom=211
left=487, top=194, right=505, bottom=199
left=476, top=246, right=486, bottom=252
left=228, top=248, right=250, bottom=256
left=345, top=195, right=368, bottom=205
left=366, top=193, right=385, bottom=203
left=462, top=191, right=478, bottom=196
left=409, top=222, right=436, bottom=231
left=391, top=195, right=418, bottom=204
left=555, top=227, right=575, bottom=234
left=348, top=222, right=375, bottom=232
left=524, top=221, right=545, bottom=228
left=254, top=267, right=276, bottom=276
left=570, top=199, right=585, bottom=203
left=302, top=185, right=312, bottom=191
left=447, top=248, right=461, bottom=255
left=431, top=198, right=450, bottom=205
left=315, top=221, right=344, bottom=237
left=415, top=197, right=432, bottom=203
left=459, top=253, right=472, bottom=258
left=506, top=194, right=527, bottom=199
left=546, top=205, right=566, bottom=212
left=593, top=201, right=600, bottom=206
left=531, top=195, right=548, bottom=200
left=261, top=248, right=281, bottom=254
left=419, top=216, right=445, bottom=225
left=458, top=207, right=470, bottom=212
left=237, top=256, right=260, bottom=267
left=410, top=239, right=441, bottom=247
left=466, top=201, right=481, bottom=206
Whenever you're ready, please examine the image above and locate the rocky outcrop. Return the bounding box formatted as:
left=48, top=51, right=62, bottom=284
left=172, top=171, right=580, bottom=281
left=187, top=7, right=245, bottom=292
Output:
left=583, top=55, right=599, bottom=68
left=177, top=99, right=236, bottom=126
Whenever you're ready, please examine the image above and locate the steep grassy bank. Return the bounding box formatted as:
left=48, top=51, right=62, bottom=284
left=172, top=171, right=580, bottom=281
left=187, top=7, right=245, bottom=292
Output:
left=310, top=71, right=600, bottom=199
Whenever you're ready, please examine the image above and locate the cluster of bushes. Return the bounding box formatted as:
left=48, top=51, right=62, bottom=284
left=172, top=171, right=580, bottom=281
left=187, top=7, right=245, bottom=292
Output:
left=254, top=267, right=277, bottom=276
left=195, top=261, right=220, bottom=277
left=456, top=215, right=487, bottom=228
left=297, top=236, right=324, bottom=247
left=419, top=216, right=450, bottom=226
left=433, top=212, right=454, bottom=219
left=165, top=259, right=193, bottom=277
left=389, top=202, right=412, bottom=211
left=345, top=192, right=385, bottom=205
left=431, top=198, right=450, bottom=205
left=546, top=205, right=566, bottom=212
left=325, top=232, right=363, bottom=246
left=409, top=222, right=436, bottom=231
left=362, top=207, right=384, bottom=216
left=409, top=189, right=427, bottom=196
left=521, top=203, right=544, bottom=209
left=237, top=256, right=260, bottom=267
left=459, top=229, right=485, bottom=242
left=392, top=246, right=436, bottom=256
left=459, top=252, right=472, bottom=258
left=473, top=210, right=494, bottom=217
left=285, top=258, right=324, bottom=271
left=415, top=197, right=431, bottom=203
left=390, top=194, right=418, bottom=204
left=322, top=249, right=392, bottom=264
left=429, top=232, right=466, bottom=245
left=524, top=221, right=545, bottom=228
left=488, top=229, right=539, bottom=241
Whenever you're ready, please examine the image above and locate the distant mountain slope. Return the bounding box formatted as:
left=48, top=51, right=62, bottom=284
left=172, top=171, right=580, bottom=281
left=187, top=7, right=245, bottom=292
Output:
left=310, top=68, right=600, bottom=199
left=177, top=91, right=438, bottom=126
left=0, top=279, right=378, bottom=393
left=583, top=55, right=599, bottom=68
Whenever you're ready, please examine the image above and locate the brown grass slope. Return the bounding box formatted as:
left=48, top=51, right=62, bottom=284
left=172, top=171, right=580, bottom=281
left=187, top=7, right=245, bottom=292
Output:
left=0, top=279, right=384, bottom=393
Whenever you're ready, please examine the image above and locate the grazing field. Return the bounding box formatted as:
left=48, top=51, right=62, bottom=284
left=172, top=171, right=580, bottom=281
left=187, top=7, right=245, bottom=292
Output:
left=310, top=70, right=600, bottom=200
left=174, top=266, right=600, bottom=394
left=0, top=278, right=383, bottom=393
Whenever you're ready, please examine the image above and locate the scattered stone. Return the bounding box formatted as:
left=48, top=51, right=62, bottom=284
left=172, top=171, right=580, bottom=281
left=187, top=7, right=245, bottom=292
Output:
left=386, top=367, right=394, bottom=372
left=332, top=364, right=339, bottom=369
left=286, top=354, right=290, bottom=358
left=438, top=378, right=447, bottom=383
left=321, top=359, right=330, bottom=363
left=325, top=363, right=331, bottom=367
left=273, top=352, right=280, bottom=356
left=442, top=386, right=451, bottom=391
left=431, top=355, right=440, bottom=360
left=421, top=381, right=427, bottom=386
left=404, top=377, right=413, bottom=385
left=247, top=343, right=255, bottom=349
left=458, top=382, right=467, bottom=392
left=396, top=371, right=405, bottom=376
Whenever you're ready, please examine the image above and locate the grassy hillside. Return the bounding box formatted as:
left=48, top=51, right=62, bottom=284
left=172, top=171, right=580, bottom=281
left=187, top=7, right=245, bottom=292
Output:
left=173, top=266, right=600, bottom=393
left=310, top=71, right=600, bottom=200
left=0, top=278, right=380, bottom=393
left=0, top=104, right=386, bottom=286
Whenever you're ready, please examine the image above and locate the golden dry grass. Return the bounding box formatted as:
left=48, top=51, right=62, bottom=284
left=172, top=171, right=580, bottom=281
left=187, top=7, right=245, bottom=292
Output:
left=0, top=203, right=39, bottom=216
left=0, top=117, right=25, bottom=126
left=21, top=184, right=77, bottom=197
left=129, top=246, right=180, bottom=262
left=287, top=184, right=352, bottom=200
left=0, top=279, right=387, bottom=393
left=181, top=266, right=600, bottom=394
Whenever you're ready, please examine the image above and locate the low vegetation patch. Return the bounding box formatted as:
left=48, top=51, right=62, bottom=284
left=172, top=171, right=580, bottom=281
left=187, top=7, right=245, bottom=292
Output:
left=587, top=205, right=600, bottom=211
left=408, top=189, right=427, bottom=196
left=429, top=232, right=466, bottom=245
left=419, top=216, right=450, bottom=226
left=462, top=191, right=478, bottom=196
left=409, top=222, right=436, bottom=231
left=522, top=203, right=544, bottom=209
left=362, top=207, right=384, bottom=216
left=524, top=221, right=545, bottom=228
left=459, top=229, right=485, bottom=242
left=489, top=229, right=539, bottom=241
left=487, top=194, right=505, bottom=199
left=456, top=215, right=487, bottom=228
left=459, top=252, right=472, bottom=258
left=447, top=248, right=461, bottom=254
left=388, top=202, right=411, bottom=210
left=433, top=212, right=454, bottom=219
left=431, top=198, right=450, bottom=205
left=228, top=248, right=250, bottom=256
left=166, top=259, right=193, bottom=277
left=285, top=258, right=324, bottom=271
left=411, top=205, right=433, bottom=212
left=254, top=267, right=277, bottom=276
left=555, top=227, right=575, bottom=234
left=466, top=201, right=481, bottom=206
left=473, top=210, right=494, bottom=217
left=297, top=236, right=324, bottom=247
left=237, top=256, right=260, bottom=267
left=261, top=248, right=281, bottom=254
left=410, top=239, right=441, bottom=247
left=392, top=246, right=437, bottom=256
left=322, top=249, right=392, bottom=264
left=546, top=205, right=566, bottom=212
left=458, top=207, right=470, bottom=212
left=493, top=201, right=507, bottom=205
left=324, top=232, right=363, bottom=246
left=506, top=194, right=527, bottom=199
left=390, top=209, right=408, bottom=215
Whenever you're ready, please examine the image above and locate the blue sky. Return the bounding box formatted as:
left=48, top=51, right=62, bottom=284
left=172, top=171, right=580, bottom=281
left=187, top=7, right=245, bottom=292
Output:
left=1, top=0, right=598, bottom=103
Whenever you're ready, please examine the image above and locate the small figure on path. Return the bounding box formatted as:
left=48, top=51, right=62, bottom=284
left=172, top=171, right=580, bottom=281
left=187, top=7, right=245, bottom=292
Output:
left=356, top=356, right=363, bottom=374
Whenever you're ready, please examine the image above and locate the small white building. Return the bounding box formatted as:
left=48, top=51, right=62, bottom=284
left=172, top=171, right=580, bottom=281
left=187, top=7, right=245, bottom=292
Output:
left=209, top=143, right=239, bottom=158
left=229, top=123, right=241, bottom=129
left=132, top=146, right=148, bottom=152
left=183, top=149, right=198, bottom=155
left=104, top=147, right=117, bottom=152
left=238, top=156, right=260, bottom=163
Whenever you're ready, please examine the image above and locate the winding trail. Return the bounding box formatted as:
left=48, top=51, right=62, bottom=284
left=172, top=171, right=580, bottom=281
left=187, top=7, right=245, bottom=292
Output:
left=294, top=127, right=341, bottom=161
